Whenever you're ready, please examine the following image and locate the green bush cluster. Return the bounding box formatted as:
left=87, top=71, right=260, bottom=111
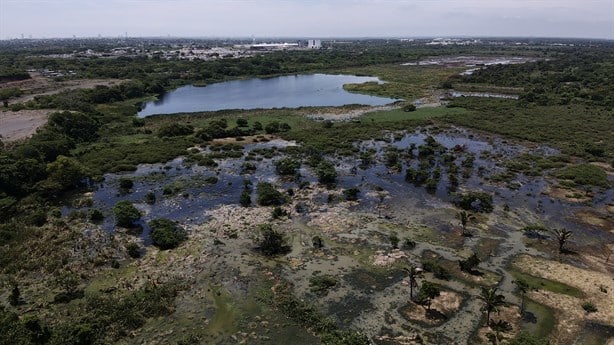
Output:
left=453, top=191, right=493, bottom=213
left=554, top=164, right=609, bottom=188
left=256, top=182, right=286, bottom=206
left=149, top=218, right=187, bottom=250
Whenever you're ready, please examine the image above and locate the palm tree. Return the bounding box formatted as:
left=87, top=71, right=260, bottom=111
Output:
left=404, top=265, right=424, bottom=301
left=456, top=210, right=475, bottom=236
left=513, top=279, right=529, bottom=313
left=487, top=319, right=512, bottom=345
left=552, top=228, right=572, bottom=253
left=478, top=287, right=506, bottom=326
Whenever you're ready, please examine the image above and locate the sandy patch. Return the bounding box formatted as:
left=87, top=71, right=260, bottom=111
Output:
left=372, top=249, right=408, bottom=266
left=590, top=162, right=614, bottom=176
left=197, top=204, right=280, bottom=239
left=0, top=109, right=54, bottom=142
left=574, top=210, right=614, bottom=231
left=306, top=105, right=398, bottom=121
left=10, top=78, right=125, bottom=104
left=307, top=205, right=362, bottom=233
left=514, top=255, right=614, bottom=345
left=543, top=185, right=591, bottom=203
left=210, top=134, right=283, bottom=145
left=398, top=290, right=463, bottom=326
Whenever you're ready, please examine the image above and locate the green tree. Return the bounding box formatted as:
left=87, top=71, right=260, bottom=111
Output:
left=38, top=155, right=88, bottom=194
left=459, top=252, right=481, bottom=274
left=256, top=224, right=291, bottom=257
left=236, top=118, right=248, bottom=127
left=256, top=182, right=285, bottom=206
left=456, top=210, right=475, bottom=236
left=112, top=200, right=141, bottom=228
left=478, top=287, right=506, bottom=326
left=316, top=160, right=337, bottom=184
left=275, top=158, right=301, bottom=176
left=343, top=187, right=360, bottom=201
left=240, top=189, right=251, bottom=207
left=118, top=178, right=134, bottom=191
left=264, top=121, right=280, bottom=134
left=417, top=281, right=440, bottom=311
left=149, top=218, right=187, bottom=250
left=48, top=111, right=100, bottom=143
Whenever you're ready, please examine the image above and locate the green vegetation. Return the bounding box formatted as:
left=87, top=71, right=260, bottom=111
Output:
left=416, top=281, right=441, bottom=311
left=309, top=275, right=338, bottom=295
left=508, top=332, right=550, bottom=345
left=554, top=164, right=609, bottom=187
left=509, top=269, right=583, bottom=298
left=256, top=182, right=286, bottom=206
left=111, top=200, right=141, bottom=228
left=445, top=99, right=614, bottom=161
left=255, top=224, right=291, bottom=256
left=263, top=279, right=369, bottom=345
left=316, top=160, right=337, bottom=184
left=275, top=158, right=301, bottom=176
left=454, top=191, right=494, bottom=213
left=149, top=218, right=187, bottom=250
left=582, top=302, right=598, bottom=313
left=2, top=39, right=613, bottom=345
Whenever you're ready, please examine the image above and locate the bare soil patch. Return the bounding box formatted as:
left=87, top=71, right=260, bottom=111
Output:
left=0, top=109, right=54, bottom=142
left=544, top=185, right=591, bottom=203
left=306, top=104, right=398, bottom=121
left=9, top=77, right=125, bottom=104
left=398, top=290, right=463, bottom=326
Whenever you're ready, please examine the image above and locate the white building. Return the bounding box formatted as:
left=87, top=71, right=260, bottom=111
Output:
left=307, top=39, right=322, bottom=49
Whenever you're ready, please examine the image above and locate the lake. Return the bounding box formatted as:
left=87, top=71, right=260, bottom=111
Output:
left=138, top=74, right=398, bottom=117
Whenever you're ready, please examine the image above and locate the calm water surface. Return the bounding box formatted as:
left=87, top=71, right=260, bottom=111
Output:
left=138, top=74, right=398, bottom=116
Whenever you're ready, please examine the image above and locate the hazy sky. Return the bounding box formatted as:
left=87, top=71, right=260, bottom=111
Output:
left=1, top=0, right=613, bottom=39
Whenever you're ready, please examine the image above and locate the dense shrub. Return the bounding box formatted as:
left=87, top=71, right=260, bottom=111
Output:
left=255, top=224, right=291, bottom=256
left=309, top=275, right=337, bottom=294
left=157, top=123, right=194, bottom=137
left=275, top=158, right=301, bottom=176
left=316, top=160, right=337, bottom=184
left=240, top=190, right=252, bottom=207
left=343, top=187, right=360, bottom=201
left=256, top=182, right=286, bottom=206
left=149, top=218, right=187, bottom=250
left=554, top=164, right=609, bottom=187
left=112, top=200, right=141, bottom=228
left=453, top=191, right=493, bottom=213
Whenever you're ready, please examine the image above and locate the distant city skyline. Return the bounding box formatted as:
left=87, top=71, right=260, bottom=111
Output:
left=1, top=0, right=613, bottom=40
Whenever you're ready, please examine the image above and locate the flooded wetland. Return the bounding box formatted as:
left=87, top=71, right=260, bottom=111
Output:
left=2, top=40, right=613, bottom=345
left=80, top=120, right=613, bottom=344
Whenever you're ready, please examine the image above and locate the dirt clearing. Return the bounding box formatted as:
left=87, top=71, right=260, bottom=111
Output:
left=0, top=109, right=54, bottom=142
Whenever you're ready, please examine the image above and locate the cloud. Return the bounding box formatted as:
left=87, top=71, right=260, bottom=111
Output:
left=1, top=0, right=612, bottom=39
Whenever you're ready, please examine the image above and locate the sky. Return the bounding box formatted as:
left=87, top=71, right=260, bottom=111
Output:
left=1, top=0, right=613, bottom=40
